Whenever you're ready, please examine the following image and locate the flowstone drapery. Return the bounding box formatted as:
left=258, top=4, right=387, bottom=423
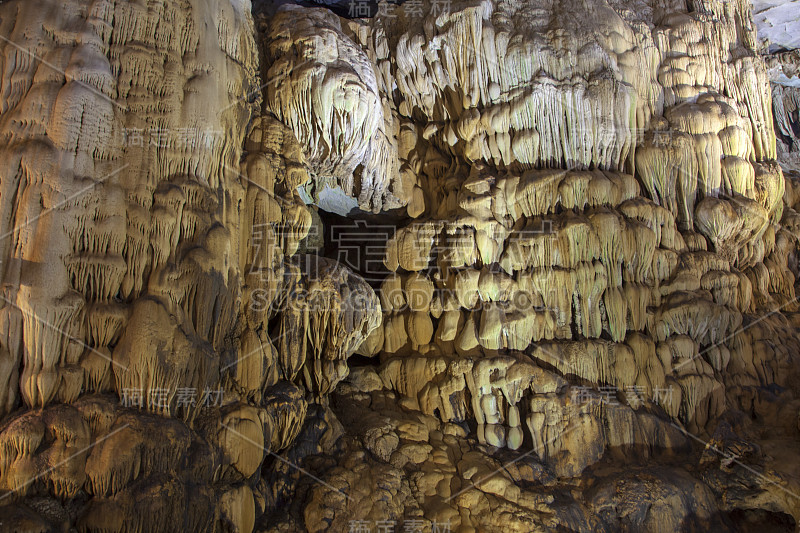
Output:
left=0, top=0, right=800, bottom=531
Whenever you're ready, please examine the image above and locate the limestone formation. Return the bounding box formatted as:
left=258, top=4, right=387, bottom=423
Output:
left=0, top=0, right=799, bottom=531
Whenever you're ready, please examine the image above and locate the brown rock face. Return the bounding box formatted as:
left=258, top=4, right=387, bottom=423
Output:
left=0, top=0, right=799, bottom=531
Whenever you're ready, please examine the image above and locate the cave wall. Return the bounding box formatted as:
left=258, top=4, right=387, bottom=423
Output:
left=0, top=0, right=798, bottom=531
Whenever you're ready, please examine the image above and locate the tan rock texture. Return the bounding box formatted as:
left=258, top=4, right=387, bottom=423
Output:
left=0, top=0, right=798, bottom=531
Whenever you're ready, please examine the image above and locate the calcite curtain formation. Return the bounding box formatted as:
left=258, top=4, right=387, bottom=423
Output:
left=0, top=0, right=799, bottom=531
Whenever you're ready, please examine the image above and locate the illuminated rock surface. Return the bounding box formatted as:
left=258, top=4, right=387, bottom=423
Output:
left=0, top=0, right=799, bottom=530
